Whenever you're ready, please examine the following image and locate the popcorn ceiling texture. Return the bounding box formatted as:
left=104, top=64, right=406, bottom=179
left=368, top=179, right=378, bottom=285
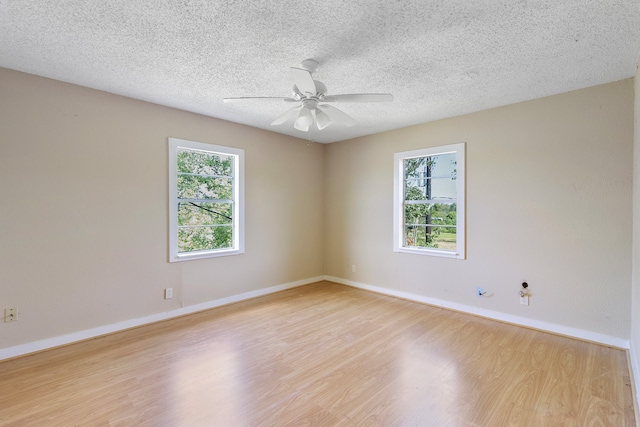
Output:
left=1, top=0, right=639, bottom=143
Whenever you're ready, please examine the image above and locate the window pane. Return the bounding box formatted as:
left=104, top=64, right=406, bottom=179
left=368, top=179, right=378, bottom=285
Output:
left=434, top=227, right=457, bottom=251
left=429, top=153, right=457, bottom=178
left=404, top=225, right=456, bottom=250
left=178, top=225, right=233, bottom=253
left=431, top=203, right=457, bottom=226
left=404, top=152, right=457, bottom=201
left=178, top=202, right=232, bottom=226
left=404, top=180, right=428, bottom=201
left=403, top=156, right=430, bottom=180
left=404, top=203, right=457, bottom=226
left=177, top=175, right=232, bottom=200
left=177, top=149, right=233, bottom=176
left=404, top=203, right=430, bottom=225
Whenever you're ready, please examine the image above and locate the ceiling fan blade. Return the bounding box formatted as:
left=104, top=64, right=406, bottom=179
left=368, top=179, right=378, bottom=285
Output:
left=224, top=97, right=297, bottom=102
left=318, top=104, right=356, bottom=127
left=294, top=106, right=313, bottom=131
left=315, top=109, right=332, bottom=130
left=322, top=93, right=394, bottom=103
left=290, top=67, right=317, bottom=96
left=271, top=106, right=302, bottom=126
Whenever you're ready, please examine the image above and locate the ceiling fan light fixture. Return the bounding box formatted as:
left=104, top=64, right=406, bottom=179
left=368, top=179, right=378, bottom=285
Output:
left=315, top=109, right=332, bottom=130
left=294, top=106, right=313, bottom=131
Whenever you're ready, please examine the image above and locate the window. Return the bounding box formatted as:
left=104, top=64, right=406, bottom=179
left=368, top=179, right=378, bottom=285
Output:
left=168, top=138, right=244, bottom=262
left=393, top=143, right=465, bottom=259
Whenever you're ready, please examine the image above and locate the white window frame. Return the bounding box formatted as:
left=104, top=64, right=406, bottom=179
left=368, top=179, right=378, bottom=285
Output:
left=393, top=143, right=465, bottom=259
left=168, top=137, right=245, bottom=262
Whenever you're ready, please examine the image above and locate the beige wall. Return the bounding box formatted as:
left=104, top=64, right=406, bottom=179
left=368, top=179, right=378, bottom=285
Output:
left=324, top=79, right=634, bottom=339
left=632, top=63, right=640, bottom=403
left=0, top=67, right=635, bottom=356
left=0, top=68, right=324, bottom=349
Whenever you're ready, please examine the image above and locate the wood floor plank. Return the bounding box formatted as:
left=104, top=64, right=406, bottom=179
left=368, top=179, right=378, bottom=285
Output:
left=0, top=281, right=635, bottom=426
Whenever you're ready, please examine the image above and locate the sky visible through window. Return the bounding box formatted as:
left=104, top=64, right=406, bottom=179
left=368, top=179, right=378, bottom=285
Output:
left=405, top=152, right=457, bottom=201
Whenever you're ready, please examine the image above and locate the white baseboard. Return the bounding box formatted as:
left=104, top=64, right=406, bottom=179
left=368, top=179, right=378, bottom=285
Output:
left=0, top=276, right=323, bottom=361
left=324, top=276, right=631, bottom=350
left=1, top=275, right=631, bottom=362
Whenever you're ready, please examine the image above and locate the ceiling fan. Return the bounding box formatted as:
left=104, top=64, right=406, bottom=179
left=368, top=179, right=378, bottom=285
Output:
left=223, top=59, right=393, bottom=132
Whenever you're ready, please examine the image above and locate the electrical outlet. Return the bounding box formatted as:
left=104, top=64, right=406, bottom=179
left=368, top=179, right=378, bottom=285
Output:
left=351, top=264, right=356, bottom=273
left=164, top=288, right=173, bottom=299
left=476, top=287, right=485, bottom=297
left=520, top=295, right=529, bottom=306
left=4, top=308, right=17, bottom=322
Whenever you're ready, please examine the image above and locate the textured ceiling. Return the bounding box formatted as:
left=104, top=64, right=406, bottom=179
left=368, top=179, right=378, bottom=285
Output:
left=1, top=1, right=640, bottom=143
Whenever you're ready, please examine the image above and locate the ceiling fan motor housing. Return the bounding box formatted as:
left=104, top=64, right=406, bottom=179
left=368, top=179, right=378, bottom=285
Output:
left=302, top=98, right=319, bottom=110
left=293, top=80, right=327, bottom=99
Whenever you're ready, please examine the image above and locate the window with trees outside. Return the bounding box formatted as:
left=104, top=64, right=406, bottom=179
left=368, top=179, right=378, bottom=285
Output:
left=393, top=143, right=465, bottom=259
left=168, top=138, right=244, bottom=262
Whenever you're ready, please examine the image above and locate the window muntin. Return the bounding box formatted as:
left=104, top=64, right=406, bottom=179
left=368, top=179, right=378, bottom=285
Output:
left=394, top=143, right=465, bottom=259
left=169, top=138, right=244, bottom=262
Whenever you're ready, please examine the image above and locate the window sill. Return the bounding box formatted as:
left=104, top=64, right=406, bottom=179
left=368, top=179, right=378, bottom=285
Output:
left=394, top=247, right=464, bottom=259
left=170, top=248, right=244, bottom=263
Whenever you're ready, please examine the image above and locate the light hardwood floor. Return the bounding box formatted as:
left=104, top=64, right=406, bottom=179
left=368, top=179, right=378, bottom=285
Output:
left=0, top=281, right=636, bottom=426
